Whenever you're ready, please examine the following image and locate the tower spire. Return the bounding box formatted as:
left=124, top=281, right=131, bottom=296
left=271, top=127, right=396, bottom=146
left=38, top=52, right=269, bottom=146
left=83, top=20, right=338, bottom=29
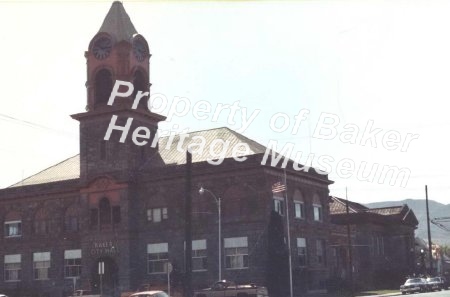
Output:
left=72, top=1, right=165, bottom=182
left=98, top=1, right=138, bottom=42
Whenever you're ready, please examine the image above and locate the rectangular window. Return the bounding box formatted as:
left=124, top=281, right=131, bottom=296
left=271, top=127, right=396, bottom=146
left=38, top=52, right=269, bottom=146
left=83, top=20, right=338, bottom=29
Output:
left=147, top=243, right=168, bottom=274
left=273, top=197, right=284, bottom=216
left=297, top=238, right=307, bottom=267
left=294, top=202, right=305, bottom=219
left=313, top=205, right=323, bottom=221
left=224, top=237, right=248, bottom=269
left=64, top=250, right=81, bottom=278
left=4, top=221, right=21, bottom=237
left=316, top=239, right=326, bottom=265
left=4, top=254, right=21, bottom=282
left=33, top=252, right=50, bottom=280
left=147, top=208, right=168, bottom=223
left=192, top=239, right=207, bottom=271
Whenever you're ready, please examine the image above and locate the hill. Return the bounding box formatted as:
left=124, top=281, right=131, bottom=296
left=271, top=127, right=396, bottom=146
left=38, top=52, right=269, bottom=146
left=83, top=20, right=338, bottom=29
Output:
left=366, top=199, right=450, bottom=245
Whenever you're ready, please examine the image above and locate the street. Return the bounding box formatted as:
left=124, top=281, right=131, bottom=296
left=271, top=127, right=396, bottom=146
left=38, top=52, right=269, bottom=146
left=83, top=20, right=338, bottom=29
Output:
left=354, top=290, right=450, bottom=297
left=401, top=291, right=450, bottom=297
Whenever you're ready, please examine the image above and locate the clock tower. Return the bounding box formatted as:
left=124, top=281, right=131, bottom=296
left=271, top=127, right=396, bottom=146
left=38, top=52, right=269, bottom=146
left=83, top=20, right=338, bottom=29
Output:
left=72, top=1, right=166, bottom=182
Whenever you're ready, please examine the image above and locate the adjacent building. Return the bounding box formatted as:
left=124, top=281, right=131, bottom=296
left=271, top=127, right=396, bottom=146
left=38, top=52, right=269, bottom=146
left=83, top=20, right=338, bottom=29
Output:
left=329, top=197, right=418, bottom=291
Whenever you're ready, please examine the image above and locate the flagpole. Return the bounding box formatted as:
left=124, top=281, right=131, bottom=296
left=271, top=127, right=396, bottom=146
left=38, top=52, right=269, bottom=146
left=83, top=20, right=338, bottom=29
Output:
left=284, top=168, right=294, bottom=297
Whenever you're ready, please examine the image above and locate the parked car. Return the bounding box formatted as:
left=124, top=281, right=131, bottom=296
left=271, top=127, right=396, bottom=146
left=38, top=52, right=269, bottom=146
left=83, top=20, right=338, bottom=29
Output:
left=129, top=291, right=169, bottom=297
left=437, top=276, right=449, bottom=290
left=426, top=277, right=443, bottom=291
left=71, top=290, right=100, bottom=297
left=400, top=278, right=428, bottom=294
left=0, top=294, right=9, bottom=297
left=194, top=280, right=269, bottom=297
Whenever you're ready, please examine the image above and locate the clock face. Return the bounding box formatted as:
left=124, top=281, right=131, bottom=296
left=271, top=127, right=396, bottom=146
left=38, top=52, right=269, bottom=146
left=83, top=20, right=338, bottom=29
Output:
left=93, top=36, right=112, bottom=60
left=133, top=39, right=147, bottom=62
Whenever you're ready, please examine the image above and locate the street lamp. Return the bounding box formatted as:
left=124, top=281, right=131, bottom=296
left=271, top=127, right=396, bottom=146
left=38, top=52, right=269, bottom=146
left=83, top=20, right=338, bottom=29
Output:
left=420, top=249, right=426, bottom=275
left=199, top=186, right=222, bottom=281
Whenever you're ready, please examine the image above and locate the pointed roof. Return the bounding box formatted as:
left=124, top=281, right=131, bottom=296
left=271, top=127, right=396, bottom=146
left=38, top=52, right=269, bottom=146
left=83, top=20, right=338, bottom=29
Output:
left=330, top=196, right=419, bottom=227
left=98, top=1, right=137, bottom=42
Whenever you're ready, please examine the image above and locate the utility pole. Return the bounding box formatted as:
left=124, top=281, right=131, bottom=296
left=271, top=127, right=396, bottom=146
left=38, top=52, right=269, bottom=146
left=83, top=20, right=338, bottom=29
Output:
left=425, top=185, right=433, bottom=274
left=345, top=188, right=354, bottom=297
left=184, top=151, right=192, bottom=297
left=283, top=169, right=293, bottom=297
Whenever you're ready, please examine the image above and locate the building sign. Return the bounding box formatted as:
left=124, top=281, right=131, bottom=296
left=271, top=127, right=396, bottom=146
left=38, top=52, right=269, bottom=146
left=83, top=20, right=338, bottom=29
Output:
left=90, top=241, right=119, bottom=256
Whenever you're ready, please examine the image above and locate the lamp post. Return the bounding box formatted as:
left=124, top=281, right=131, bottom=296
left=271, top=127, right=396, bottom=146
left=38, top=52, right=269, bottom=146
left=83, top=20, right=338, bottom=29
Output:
left=199, top=186, right=222, bottom=281
left=420, top=248, right=426, bottom=275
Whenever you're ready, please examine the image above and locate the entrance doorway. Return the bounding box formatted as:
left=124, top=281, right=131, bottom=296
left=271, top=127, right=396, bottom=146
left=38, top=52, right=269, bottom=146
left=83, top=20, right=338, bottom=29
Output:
left=91, top=257, right=119, bottom=297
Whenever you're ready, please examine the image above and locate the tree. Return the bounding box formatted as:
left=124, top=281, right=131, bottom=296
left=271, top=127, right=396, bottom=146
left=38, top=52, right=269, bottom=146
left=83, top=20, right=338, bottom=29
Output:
left=267, top=210, right=290, bottom=297
left=441, top=245, right=450, bottom=258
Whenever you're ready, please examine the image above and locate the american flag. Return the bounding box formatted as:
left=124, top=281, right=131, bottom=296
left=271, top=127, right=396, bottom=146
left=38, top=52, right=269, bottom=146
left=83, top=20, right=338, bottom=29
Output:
left=271, top=181, right=286, bottom=193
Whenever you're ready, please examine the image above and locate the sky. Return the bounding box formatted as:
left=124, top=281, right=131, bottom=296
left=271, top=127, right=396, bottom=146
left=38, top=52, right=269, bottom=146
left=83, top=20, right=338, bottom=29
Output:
left=0, top=0, right=449, bottom=205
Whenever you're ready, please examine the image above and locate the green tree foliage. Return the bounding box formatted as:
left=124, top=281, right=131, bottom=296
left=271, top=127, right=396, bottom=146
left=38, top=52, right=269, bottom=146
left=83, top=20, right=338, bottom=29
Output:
left=441, top=245, right=450, bottom=257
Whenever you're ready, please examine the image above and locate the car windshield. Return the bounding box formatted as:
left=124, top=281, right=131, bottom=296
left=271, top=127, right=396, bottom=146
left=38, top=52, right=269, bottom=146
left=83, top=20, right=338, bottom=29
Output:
left=427, top=277, right=439, bottom=282
left=152, top=293, right=169, bottom=297
left=405, top=279, right=422, bottom=284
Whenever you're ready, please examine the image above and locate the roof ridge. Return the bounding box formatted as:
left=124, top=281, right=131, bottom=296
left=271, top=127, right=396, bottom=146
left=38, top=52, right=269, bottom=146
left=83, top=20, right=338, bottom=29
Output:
left=330, top=196, right=360, bottom=213
left=368, top=205, right=404, bottom=210
left=224, top=127, right=267, bottom=151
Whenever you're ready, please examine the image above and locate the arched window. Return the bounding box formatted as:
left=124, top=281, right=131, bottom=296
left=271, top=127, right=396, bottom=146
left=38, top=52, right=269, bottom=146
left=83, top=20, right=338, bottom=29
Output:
left=132, top=70, right=147, bottom=108
left=64, top=205, right=80, bottom=232
left=293, top=189, right=305, bottom=219
left=34, top=208, right=51, bottom=235
left=4, top=211, right=22, bottom=237
left=99, top=197, right=111, bottom=225
left=312, top=194, right=323, bottom=222
left=94, top=69, right=113, bottom=106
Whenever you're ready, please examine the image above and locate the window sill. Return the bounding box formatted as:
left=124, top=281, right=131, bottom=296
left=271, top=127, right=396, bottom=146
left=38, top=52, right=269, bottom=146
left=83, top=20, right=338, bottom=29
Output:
left=5, top=235, right=22, bottom=238
left=5, top=280, right=21, bottom=282
left=225, top=267, right=249, bottom=270
left=193, top=269, right=208, bottom=272
left=148, top=272, right=168, bottom=275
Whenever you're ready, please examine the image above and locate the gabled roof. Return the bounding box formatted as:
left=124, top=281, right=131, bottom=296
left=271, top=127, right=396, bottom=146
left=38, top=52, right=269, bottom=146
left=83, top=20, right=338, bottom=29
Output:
left=98, top=1, right=137, bottom=42
left=329, top=196, right=369, bottom=214
left=8, top=127, right=267, bottom=188
left=330, top=196, right=418, bottom=227
left=366, top=206, right=403, bottom=215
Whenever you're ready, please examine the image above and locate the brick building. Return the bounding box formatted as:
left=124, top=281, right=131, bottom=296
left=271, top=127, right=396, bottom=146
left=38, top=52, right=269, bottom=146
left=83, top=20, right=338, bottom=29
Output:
left=0, top=2, right=333, bottom=297
left=329, top=197, right=418, bottom=291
